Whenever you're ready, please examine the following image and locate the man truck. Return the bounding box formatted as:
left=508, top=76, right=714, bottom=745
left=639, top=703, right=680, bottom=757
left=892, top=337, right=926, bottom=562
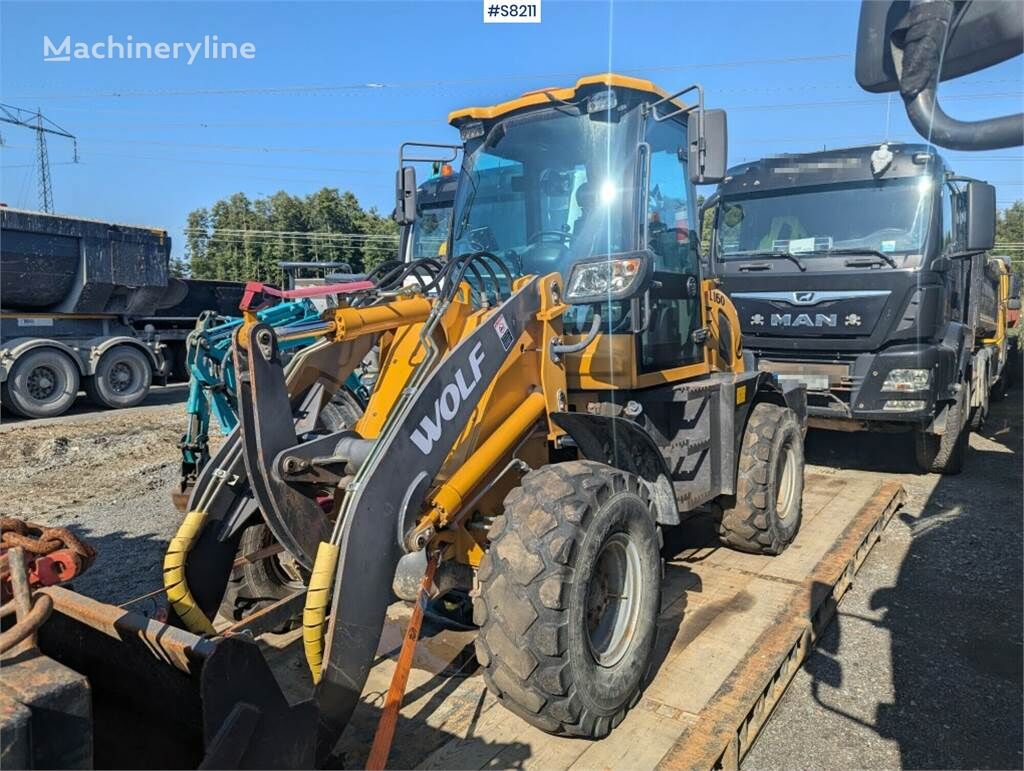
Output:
left=704, top=142, right=1009, bottom=473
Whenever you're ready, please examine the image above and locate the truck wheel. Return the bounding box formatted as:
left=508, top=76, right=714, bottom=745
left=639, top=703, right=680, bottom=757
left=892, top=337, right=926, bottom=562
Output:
left=85, top=345, right=152, bottom=409
left=914, top=388, right=968, bottom=474
left=475, top=461, right=661, bottom=738
left=718, top=402, right=804, bottom=555
left=1, top=348, right=81, bottom=419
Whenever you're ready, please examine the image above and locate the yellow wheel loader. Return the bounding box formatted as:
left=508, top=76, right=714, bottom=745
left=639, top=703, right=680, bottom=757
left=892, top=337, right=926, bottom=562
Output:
left=37, top=74, right=807, bottom=767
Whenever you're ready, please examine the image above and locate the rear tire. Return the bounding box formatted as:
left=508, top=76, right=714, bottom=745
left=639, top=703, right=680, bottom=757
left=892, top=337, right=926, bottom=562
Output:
left=85, top=345, right=152, bottom=409
left=1, top=348, right=80, bottom=419
left=718, top=402, right=804, bottom=555
left=915, top=387, right=968, bottom=475
left=475, top=461, right=661, bottom=738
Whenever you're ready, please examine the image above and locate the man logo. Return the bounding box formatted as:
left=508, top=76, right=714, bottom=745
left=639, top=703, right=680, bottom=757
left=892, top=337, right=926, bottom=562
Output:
left=770, top=313, right=837, bottom=328
left=793, top=291, right=816, bottom=305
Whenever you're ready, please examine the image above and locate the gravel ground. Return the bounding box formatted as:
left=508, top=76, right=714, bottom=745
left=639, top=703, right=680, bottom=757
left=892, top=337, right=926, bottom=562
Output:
left=0, top=398, right=219, bottom=605
left=744, top=390, right=1023, bottom=770
left=2, top=384, right=1020, bottom=768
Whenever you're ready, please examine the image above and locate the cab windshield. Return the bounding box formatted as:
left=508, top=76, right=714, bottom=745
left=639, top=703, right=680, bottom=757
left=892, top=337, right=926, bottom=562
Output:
left=714, top=176, right=935, bottom=262
left=450, top=105, right=642, bottom=280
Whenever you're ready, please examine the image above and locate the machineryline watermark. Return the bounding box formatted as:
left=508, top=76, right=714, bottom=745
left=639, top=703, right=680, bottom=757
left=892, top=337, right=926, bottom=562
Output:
left=43, top=34, right=256, bottom=65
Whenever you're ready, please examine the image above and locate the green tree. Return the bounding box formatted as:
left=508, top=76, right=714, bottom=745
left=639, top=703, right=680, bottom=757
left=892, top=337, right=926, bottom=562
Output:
left=996, top=200, right=1024, bottom=277
left=183, top=187, right=400, bottom=284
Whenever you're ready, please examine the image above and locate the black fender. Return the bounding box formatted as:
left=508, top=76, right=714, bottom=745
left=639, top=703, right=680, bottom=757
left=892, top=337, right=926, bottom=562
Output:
left=549, top=411, right=678, bottom=526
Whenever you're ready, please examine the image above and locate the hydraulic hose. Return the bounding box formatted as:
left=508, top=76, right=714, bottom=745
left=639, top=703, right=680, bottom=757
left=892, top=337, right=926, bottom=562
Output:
left=303, top=541, right=340, bottom=683
left=163, top=509, right=217, bottom=635
left=550, top=313, right=602, bottom=359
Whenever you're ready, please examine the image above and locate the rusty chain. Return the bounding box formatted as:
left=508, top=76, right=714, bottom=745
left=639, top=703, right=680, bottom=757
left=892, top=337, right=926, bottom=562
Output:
left=0, top=516, right=97, bottom=567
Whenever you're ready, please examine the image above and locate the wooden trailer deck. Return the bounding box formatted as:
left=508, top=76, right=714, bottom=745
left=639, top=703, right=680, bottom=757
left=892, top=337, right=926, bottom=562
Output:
left=271, top=469, right=904, bottom=770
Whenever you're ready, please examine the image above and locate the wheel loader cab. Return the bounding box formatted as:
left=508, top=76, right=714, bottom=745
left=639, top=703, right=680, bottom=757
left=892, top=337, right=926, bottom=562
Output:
left=446, top=75, right=735, bottom=389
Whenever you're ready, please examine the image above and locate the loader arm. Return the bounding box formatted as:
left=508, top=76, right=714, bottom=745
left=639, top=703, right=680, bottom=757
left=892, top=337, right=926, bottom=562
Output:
left=312, top=276, right=545, bottom=758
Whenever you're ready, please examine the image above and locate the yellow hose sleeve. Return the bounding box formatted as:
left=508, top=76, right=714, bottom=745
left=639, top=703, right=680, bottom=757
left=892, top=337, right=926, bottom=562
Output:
left=303, top=541, right=340, bottom=684
left=163, top=510, right=217, bottom=636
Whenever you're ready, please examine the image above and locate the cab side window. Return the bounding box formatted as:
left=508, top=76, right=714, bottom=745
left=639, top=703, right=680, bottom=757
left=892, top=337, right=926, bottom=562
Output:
left=639, top=119, right=703, bottom=373
left=646, top=121, right=699, bottom=274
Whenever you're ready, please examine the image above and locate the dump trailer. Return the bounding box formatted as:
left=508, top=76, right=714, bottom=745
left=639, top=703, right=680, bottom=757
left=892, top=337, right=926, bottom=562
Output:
left=36, top=74, right=812, bottom=767
left=705, top=143, right=1001, bottom=473
left=0, top=208, right=244, bottom=418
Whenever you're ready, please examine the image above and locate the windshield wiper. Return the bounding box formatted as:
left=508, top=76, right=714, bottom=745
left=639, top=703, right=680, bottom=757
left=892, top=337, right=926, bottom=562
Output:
left=732, top=250, right=807, bottom=272
left=819, top=248, right=899, bottom=268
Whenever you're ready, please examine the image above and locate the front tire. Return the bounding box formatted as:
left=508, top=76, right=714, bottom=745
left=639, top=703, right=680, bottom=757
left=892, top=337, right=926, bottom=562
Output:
left=915, top=387, right=968, bottom=475
left=718, top=402, right=804, bottom=555
left=474, top=461, right=661, bottom=738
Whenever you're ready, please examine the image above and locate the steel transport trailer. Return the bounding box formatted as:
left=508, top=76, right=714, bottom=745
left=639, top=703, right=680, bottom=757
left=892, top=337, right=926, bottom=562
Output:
left=0, top=207, right=243, bottom=418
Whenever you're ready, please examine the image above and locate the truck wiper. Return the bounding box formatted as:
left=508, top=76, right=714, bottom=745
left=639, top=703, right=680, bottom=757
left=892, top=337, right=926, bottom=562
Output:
left=729, top=250, right=807, bottom=272
left=813, top=248, right=898, bottom=268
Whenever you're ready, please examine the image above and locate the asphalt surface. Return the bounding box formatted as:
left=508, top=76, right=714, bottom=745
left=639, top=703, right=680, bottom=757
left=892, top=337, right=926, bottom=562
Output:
left=744, top=391, right=1023, bottom=770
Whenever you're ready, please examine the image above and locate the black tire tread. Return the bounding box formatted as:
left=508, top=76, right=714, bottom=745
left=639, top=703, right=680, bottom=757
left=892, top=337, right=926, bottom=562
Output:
left=718, top=402, right=803, bottom=555
left=474, top=460, right=651, bottom=738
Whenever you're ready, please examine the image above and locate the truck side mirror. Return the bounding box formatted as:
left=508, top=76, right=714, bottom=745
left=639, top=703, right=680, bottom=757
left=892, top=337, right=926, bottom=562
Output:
left=395, top=167, right=417, bottom=226
left=854, top=1, right=1023, bottom=150
left=965, top=182, right=996, bottom=252
left=688, top=109, right=727, bottom=185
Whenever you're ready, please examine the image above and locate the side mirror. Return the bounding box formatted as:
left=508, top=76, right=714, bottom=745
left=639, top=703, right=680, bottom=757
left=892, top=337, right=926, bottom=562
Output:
left=394, top=166, right=417, bottom=226
left=965, top=182, right=996, bottom=252
left=854, top=1, right=1023, bottom=150
left=688, top=109, right=728, bottom=185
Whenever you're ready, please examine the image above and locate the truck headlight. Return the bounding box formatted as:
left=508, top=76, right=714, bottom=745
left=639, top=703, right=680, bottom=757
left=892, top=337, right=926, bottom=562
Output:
left=565, top=256, right=647, bottom=304
left=881, top=368, right=931, bottom=392
left=882, top=400, right=927, bottom=411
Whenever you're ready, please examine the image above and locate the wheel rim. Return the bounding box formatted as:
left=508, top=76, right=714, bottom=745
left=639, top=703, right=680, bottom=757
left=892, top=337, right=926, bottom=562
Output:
left=775, top=440, right=798, bottom=518
left=585, top=531, right=642, bottom=667
left=108, top=361, right=135, bottom=393
left=27, top=364, right=60, bottom=401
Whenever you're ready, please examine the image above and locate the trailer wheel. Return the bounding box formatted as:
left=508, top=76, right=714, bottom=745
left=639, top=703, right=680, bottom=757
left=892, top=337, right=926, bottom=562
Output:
left=915, top=387, right=968, bottom=475
left=1, top=348, right=80, bottom=419
left=85, top=345, right=152, bottom=409
left=475, top=461, right=661, bottom=738
left=718, top=402, right=804, bottom=555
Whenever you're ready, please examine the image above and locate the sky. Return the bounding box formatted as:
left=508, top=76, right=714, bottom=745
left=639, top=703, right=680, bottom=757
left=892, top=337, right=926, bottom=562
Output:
left=2, top=0, right=1022, bottom=258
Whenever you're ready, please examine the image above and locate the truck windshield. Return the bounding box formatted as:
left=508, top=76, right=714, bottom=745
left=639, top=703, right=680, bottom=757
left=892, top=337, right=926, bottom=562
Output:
left=450, top=106, right=641, bottom=280
left=714, top=176, right=934, bottom=262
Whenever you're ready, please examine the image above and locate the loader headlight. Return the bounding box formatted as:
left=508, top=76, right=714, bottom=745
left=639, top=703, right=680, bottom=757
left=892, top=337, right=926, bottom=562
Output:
left=881, top=368, right=931, bottom=392
left=565, top=254, right=651, bottom=304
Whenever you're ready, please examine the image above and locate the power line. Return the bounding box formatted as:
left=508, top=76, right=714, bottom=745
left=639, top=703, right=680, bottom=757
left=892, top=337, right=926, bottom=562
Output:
left=6, top=53, right=857, bottom=100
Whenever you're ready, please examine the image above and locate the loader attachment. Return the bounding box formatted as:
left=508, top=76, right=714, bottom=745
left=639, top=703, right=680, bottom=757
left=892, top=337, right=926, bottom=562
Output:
left=312, top=278, right=541, bottom=759
left=36, top=586, right=316, bottom=769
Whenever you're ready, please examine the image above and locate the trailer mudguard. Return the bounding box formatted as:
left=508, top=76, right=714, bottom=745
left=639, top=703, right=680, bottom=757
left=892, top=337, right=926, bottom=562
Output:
left=313, top=278, right=541, bottom=760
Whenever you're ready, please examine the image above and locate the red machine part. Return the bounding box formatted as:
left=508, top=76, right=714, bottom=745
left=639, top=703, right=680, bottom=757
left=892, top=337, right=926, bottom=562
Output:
left=240, top=278, right=376, bottom=312
left=1, top=517, right=96, bottom=601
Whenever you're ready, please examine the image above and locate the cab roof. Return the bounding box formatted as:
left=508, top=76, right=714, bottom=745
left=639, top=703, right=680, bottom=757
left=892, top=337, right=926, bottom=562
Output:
left=447, top=73, right=684, bottom=125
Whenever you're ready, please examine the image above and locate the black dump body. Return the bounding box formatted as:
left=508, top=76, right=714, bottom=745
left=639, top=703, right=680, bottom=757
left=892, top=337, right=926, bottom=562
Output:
left=708, top=143, right=988, bottom=426
left=148, top=278, right=247, bottom=321
left=0, top=207, right=172, bottom=315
